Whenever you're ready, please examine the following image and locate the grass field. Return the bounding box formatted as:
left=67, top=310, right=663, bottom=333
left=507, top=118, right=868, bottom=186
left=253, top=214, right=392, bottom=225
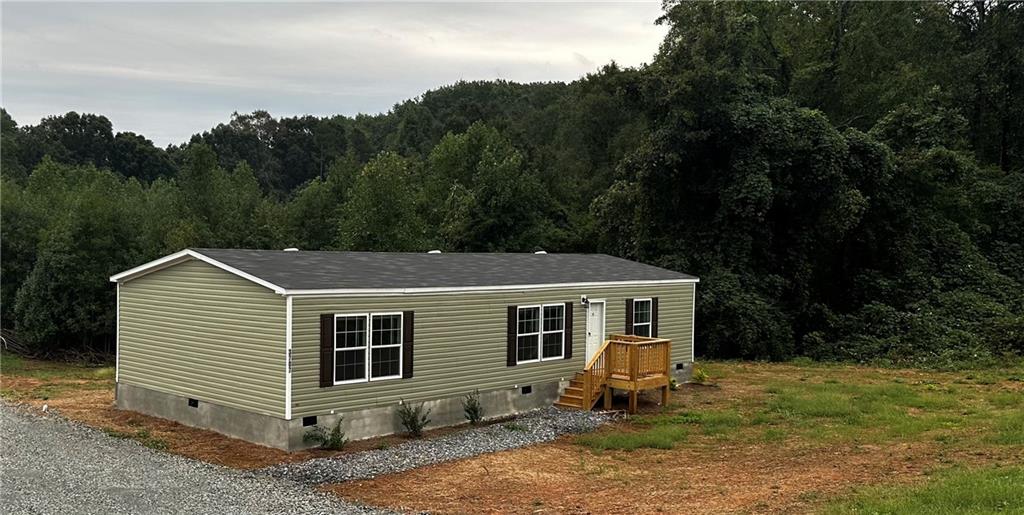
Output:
left=4, top=353, right=1022, bottom=513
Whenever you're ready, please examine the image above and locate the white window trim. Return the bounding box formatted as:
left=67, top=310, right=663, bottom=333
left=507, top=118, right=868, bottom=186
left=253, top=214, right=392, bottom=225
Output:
left=632, top=298, right=653, bottom=337
left=516, top=303, right=566, bottom=365
left=332, top=312, right=404, bottom=386
left=369, top=312, right=404, bottom=382
left=515, top=305, right=541, bottom=365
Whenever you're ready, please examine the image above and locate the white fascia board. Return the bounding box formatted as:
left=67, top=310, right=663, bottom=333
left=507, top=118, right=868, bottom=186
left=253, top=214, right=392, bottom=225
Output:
left=284, top=278, right=699, bottom=297
left=109, top=249, right=287, bottom=295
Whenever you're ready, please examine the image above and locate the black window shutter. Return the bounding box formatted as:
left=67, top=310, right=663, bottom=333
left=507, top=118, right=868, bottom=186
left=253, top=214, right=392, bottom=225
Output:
left=402, top=311, right=414, bottom=379
left=319, top=314, right=335, bottom=387
left=507, top=305, right=517, bottom=367
left=563, top=301, right=573, bottom=360
left=625, top=298, right=634, bottom=334
left=651, top=297, right=659, bottom=337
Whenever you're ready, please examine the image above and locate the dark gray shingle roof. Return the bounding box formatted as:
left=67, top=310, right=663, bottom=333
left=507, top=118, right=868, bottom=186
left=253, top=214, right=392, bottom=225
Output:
left=192, top=249, right=697, bottom=291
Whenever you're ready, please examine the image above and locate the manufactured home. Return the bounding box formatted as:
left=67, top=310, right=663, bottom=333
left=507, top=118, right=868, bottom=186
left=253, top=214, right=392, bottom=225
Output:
left=110, top=249, right=698, bottom=450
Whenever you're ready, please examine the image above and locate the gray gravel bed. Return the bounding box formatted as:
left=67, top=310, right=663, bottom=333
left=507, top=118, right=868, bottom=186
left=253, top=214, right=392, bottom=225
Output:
left=261, top=407, right=611, bottom=485
left=0, top=403, right=390, bottom=514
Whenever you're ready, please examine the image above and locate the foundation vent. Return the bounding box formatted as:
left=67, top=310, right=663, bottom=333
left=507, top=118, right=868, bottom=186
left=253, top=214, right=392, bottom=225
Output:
left=302, top=415, right=318, bottom=427
left=187, top=398, right=199, bottom=408
left=521, top=385, right=533, bottom=395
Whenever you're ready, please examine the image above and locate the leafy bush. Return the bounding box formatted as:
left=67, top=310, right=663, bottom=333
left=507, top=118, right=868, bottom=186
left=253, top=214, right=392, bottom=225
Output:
left=397, top=400, right=431, bottom=437
left=691, top=366, right=709, bottom=384
left=462, top=389, right=484, bottom=424
left=303, top=417, right=347, bottom=450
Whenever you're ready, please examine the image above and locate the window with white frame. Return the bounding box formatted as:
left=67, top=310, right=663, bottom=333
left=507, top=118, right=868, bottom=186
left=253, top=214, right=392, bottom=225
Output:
left=517, top=304, right=565, bottom=364
left=632, top=299, right=652, bottom=337
left=334, top=313, right=402, bottom=384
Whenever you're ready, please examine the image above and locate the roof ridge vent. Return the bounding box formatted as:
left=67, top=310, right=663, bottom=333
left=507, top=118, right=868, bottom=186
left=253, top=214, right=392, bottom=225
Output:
left=283, top=248, right=299, bottom=252
left=534, top=250, right=547, bottom=255
left=427, top=250, right=442, bottom=254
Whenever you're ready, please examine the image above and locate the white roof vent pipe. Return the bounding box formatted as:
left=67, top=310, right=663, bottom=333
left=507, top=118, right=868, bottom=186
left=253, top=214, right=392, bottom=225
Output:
left=427, top=250, right=442, bottom=254
left=283, top=248, right=299, bottom=252
left=534, top=250, right=547, bottom=255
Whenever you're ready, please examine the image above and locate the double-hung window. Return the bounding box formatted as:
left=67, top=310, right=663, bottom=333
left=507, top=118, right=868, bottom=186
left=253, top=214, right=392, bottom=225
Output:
left=334, top=313, right=402, bottom=384
left=632, top=298, right=652, bottom=337
left=516, top=304, right=565, bottom=364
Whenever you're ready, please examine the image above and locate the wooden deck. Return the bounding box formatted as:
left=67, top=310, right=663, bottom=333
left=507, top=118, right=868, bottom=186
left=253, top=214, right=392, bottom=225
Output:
left=555, top=334, right=671, bottom=414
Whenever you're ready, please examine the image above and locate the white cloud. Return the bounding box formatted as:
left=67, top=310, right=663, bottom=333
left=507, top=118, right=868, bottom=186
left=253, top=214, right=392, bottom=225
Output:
left=1, top=2, right=667, bottom=146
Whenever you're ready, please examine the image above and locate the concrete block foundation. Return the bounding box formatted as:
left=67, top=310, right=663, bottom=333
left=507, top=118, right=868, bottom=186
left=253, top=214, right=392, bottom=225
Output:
left=116, top=379, right=562, bottom=451
left=672, top=361, right=694, bottom=383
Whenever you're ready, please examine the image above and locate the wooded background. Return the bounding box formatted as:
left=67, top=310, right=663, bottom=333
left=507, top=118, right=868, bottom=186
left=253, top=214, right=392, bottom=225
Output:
left=2, top=1, right=1022, bottom=366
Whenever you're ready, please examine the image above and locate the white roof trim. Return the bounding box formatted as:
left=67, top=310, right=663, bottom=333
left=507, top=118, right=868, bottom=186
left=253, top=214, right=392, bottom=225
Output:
left=109, top=249, right=287, bottom=294
left=110, top=249, right=698, bottom=297
left=284, top=278, right=699, bottom=297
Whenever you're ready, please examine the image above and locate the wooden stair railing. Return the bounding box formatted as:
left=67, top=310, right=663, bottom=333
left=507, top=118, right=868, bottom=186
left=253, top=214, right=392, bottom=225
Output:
left=555, top=334, right=672, bottom=413
left=554, top=339, right=610, bottom=410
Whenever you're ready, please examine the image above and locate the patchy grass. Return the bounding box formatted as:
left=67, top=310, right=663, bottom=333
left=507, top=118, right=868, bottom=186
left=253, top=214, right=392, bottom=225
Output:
left=1, top=353, right=113, bottom=382
left=103, top=427, right=170, bottom=450
left=331, top=360, right=1024, bottom=514
left=825, top=466, right=1024, bottom=514
left=576, top=424, right=687, bottom=451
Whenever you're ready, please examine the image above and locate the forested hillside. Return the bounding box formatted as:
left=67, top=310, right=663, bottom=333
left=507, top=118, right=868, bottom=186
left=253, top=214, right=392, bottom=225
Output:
left=2, top=1, right=1022, bottom=366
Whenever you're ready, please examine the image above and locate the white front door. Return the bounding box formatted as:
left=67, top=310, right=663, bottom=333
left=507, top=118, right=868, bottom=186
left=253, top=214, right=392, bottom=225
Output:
left=585, top=300, right=606, bottom=362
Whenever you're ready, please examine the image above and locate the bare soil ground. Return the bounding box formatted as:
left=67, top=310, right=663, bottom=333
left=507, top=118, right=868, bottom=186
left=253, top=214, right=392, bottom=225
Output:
left=5, top=356, right=1021, bottom=513
left=327, top=362, right=1024, bottom=514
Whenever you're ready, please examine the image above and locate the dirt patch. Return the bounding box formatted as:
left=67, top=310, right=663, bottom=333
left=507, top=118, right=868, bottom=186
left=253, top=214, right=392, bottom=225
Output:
left=326, top=361, right=1024, bottom=514
left=328, top=439, right=944, bottom=514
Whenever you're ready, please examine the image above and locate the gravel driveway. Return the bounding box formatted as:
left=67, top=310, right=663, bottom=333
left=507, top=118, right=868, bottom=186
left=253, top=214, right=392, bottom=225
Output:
left=0, top=405, right=385, bottom=514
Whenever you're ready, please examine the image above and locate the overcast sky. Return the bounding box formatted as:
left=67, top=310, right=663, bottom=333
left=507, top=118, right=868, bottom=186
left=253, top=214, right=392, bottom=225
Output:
left=1, top=2, right=667, bottom=147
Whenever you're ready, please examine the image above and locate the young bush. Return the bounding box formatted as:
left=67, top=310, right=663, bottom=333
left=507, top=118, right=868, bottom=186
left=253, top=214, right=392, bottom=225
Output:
left=397, top=400, right=431, bottom=437
left=303, top=417, right=348, bottom=450
left=462, top=389, right=484, bottom=424
left=692, top=366, right=710, bottom=384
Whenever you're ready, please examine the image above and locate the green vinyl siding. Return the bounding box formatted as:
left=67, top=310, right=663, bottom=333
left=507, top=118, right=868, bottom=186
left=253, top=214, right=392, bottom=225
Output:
left=118, top=259, right=286, bottom=417
left=291, top=282, right=694, bottom=417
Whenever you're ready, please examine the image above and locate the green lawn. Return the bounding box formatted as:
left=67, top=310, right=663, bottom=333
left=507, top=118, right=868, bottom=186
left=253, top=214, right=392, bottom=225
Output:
left=826, top=466, right=1024, bottom=514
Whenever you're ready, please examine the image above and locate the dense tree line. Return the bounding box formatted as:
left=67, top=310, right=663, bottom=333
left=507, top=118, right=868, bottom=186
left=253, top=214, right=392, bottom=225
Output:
left=2, top=1, right=1022, bottom=366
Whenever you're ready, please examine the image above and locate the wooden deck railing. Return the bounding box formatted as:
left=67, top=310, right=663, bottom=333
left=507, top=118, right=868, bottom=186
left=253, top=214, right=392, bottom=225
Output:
left=579, top=334, right=672, bottom=412
left=581, top=340, right=610, bottom=409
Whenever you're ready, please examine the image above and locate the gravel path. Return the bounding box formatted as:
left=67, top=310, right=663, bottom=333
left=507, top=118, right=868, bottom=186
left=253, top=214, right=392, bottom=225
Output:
left=262, top=407, right=610, bottom=485
left=0, top=404, right=387, bottom=515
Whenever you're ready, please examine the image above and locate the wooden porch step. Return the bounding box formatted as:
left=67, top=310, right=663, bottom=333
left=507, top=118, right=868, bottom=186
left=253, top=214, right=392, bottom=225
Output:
left=554, top=398, right=583, bottom=408
left=563, top=386, right=583, bottom=397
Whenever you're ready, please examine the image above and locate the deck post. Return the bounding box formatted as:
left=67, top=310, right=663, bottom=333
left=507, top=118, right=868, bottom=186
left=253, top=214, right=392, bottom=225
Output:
left=604, top=385, right=612, bottom=409
left=661, top=385, right=670, bottom=406
left=628, top=390, right=638, bottom=414
left=582, top=371, right=591, bottom=408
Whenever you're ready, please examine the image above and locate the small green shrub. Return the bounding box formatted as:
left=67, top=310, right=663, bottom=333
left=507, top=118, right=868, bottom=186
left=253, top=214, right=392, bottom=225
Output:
left=462, top=389, right=484, bottom=424
left=669, top=378, right=679, bottom=391
left=397, top=400, right=432, bottom=437
left=303, top=417, right=348, bottom=450
left=504, top=422, right=526, bottom=432
left=691, top=366, right=710, bottom=384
